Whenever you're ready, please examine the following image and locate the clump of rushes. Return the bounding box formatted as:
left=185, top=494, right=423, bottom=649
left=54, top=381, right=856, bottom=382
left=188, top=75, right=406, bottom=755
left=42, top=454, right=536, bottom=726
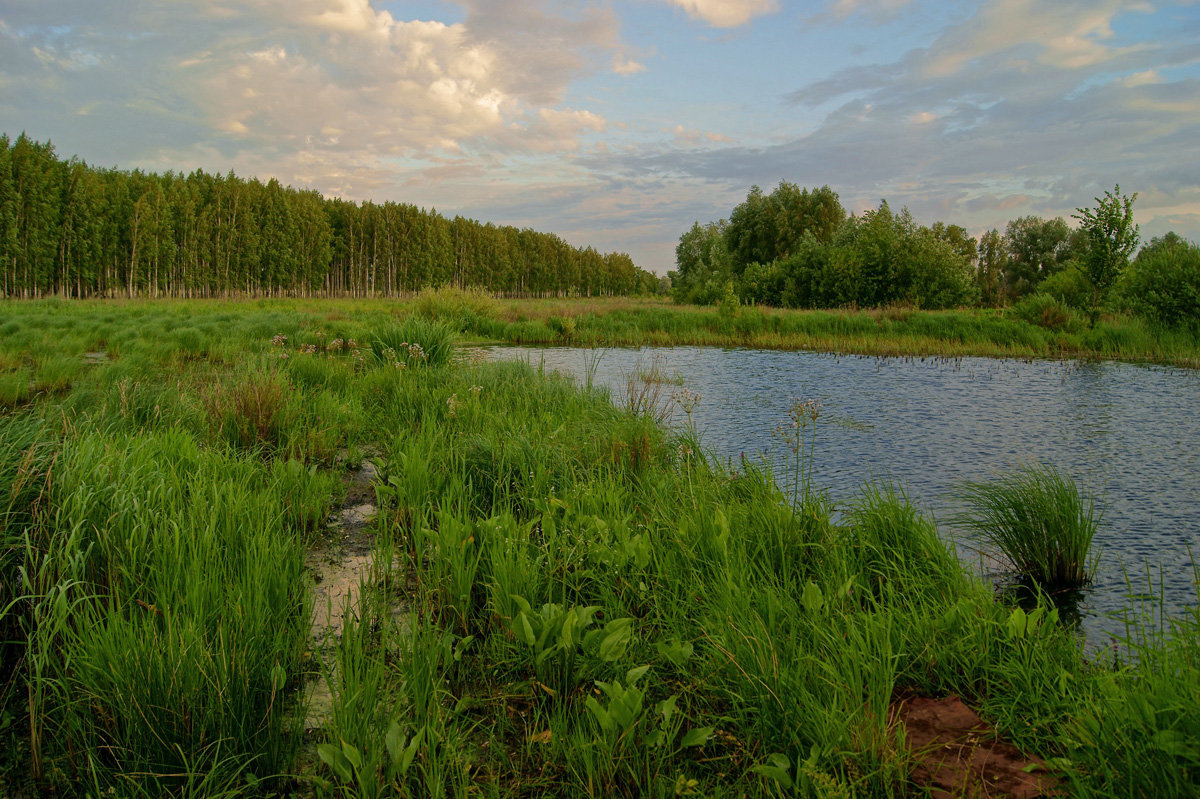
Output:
left=959, top=463, right=1100, bottom=589
left=371, top=316, right=455, bottom=368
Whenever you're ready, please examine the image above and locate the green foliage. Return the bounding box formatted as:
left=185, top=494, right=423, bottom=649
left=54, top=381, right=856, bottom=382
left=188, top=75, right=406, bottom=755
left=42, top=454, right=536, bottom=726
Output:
left=958, top=464, right=1100, bottom=588
left=1073, top=185, right=1140, bottom=322
left=411, top=285, right=501, bottom=327
left=678, top=190, right=977, bottom=311
left=725, top=182, right=845, bottom=273
left=1119, top=233, right=1200, bottom=327
left=1036, top=262, right=1093, bottom=310
left=669, top=221, right=733, bottom=305
left=1001, top=216, right=1075, bottom=300
left=0, top=134, right=654, bottom=299
left=1010, top=293, right=1084, bottom=333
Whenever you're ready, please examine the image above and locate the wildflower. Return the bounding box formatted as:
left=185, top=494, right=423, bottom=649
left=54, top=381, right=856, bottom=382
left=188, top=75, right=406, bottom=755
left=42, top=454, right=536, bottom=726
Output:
left=271, top=333, right=288, bottom=347
left=468, top=384, right=483, bottom=397
left=406, top=343, right=427, bottom=362
left=672, top=388, right=702, bottom=415
left=328, top=337, right=344, bottom=351
left=301, top=343, right=318, bottom=355
left=446, top=393, right=461, bottom=416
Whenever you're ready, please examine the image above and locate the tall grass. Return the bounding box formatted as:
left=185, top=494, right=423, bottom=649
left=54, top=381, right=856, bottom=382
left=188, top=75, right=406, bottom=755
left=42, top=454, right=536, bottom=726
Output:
left=958, top=464, right=1100, bottom=589
left=370, top=316, right=456, bottom=368
left=0, top=298, right=1196, bottom=797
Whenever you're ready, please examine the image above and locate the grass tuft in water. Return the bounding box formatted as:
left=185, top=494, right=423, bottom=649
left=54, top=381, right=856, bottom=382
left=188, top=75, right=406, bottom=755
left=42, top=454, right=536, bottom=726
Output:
left=958, top=463, right=1099, bottom=589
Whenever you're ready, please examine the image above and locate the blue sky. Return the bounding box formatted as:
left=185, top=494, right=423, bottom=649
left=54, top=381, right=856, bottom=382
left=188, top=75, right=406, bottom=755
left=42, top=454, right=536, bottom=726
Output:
left=2, top=0, right=1198, bottom=274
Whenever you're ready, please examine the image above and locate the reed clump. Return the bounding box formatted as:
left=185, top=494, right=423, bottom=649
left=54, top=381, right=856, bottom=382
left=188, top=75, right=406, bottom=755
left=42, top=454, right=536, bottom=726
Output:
left=959, top=463, right=1099, bottom=589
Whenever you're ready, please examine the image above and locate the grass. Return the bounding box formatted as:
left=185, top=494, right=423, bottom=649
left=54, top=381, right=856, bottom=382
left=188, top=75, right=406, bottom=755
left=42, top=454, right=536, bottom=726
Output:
left=958, top=464, right=1100, bottom=589
left=0, top=298, right=1195, bottom=797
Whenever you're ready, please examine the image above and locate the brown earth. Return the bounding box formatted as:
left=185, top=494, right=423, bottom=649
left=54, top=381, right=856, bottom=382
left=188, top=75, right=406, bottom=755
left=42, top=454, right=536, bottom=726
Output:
left=893, top=694, right=1059, bottom=799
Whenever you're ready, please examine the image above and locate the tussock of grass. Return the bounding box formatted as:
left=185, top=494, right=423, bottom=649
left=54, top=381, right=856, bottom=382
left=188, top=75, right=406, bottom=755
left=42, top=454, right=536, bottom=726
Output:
left=959, top=464, right=1099, bottom=588
left=371, top=315, right=456, bottom=368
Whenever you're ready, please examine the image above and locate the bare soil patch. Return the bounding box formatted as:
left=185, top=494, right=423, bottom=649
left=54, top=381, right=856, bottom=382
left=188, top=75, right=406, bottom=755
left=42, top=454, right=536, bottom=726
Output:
left=893, top=694, right=1059, bottom=799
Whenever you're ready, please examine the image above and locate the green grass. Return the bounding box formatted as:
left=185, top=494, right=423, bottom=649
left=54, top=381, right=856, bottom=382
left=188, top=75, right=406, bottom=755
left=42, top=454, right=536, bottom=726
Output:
left=958, top=464, right=1100, bottom=589
left=0, top=298, right=1195, bottom=797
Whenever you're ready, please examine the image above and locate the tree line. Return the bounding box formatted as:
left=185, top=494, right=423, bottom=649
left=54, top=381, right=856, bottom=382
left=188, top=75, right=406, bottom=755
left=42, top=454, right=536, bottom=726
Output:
left=0, top=133, right=659, bottom=299
left=670, top=181, right=1198, bottom=326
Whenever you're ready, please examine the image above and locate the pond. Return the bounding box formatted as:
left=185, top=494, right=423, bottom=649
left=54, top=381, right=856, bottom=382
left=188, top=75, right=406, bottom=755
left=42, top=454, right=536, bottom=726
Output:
left=489, top=345, right=1200, bottom=648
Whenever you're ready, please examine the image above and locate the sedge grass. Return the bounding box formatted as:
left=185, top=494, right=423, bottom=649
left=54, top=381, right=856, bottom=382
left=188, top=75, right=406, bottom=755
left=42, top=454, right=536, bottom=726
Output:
left=959, top=464, right=1100, bottom=589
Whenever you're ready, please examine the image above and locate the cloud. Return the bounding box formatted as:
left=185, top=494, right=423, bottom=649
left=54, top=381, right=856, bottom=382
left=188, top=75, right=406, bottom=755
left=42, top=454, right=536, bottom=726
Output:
left=669, top=125, right=735, bottom=146
left=825, top=0, right=915, bottom=21
left=0, top=0, right=626, bottom=182
left=920, top=0, right=1151, bottom=77
left=592, top=0, right=1200, bottom=247
left=613, top=54, right=647, bottom=75
left=661, top=0, right=780, bottom=28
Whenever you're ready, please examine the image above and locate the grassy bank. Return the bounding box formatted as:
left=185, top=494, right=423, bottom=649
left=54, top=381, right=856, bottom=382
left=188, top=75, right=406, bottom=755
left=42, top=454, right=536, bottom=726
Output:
left=472, top=296, right=1200, bottom=367
left=1, top=299, right=1198, bottom=797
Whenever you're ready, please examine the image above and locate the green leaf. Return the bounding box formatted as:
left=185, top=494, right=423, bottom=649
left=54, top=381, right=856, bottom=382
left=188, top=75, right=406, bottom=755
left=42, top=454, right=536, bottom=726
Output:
left=316, top=743, right=352, bottom=782
left=801, top=580, right=824, bottom=613
left=385, top=720, right=405, bottom=761
left=751, top=764, right=793, bottom=789
left=657, top=693, right=678, bottom=723
left=681, top=726, right=713, bottom=748
left=586, top=696, right=614, bottom=732
left=514, top=612, right=536, bottom=646
left=598, top=619, right=633, bottom=661
left=1006, top=607, right=1028, bottom=640
left=341, top=740, right=363, bottom=772
left=625, top=664, right=650, bottom=685
left=269, top=662, right=287, bottom=691
left=400, top=727, right=424, bottom=774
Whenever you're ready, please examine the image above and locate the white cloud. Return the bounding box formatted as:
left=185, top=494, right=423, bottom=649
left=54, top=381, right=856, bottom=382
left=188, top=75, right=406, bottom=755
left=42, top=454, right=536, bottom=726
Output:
left=827, top=0, right=914, bottom=20
left=0, top=0, right=630, bottom=198
left=662, top=0, right=779, bottom=28
left=613, top=55, right=647, bottom=75
left=923, top=0, right=1149, bottom=78
left=1123, top=69, right=1166, bottom=87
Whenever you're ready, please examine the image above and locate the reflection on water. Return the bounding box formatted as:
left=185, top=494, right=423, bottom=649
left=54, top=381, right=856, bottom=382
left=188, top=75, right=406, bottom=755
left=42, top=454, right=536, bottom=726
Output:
left=491, top=345, right=1200, bottom=647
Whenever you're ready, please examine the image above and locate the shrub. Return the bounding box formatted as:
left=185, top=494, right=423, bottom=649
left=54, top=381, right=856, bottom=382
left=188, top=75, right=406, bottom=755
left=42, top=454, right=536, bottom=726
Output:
left=1037, top=264, right=1093, bottom=311
left=1010, top=293, right=1082, bottom=333
left=958, top=464, right=1099, bottom=588
left=1119, top=234, right=1200, bottom=327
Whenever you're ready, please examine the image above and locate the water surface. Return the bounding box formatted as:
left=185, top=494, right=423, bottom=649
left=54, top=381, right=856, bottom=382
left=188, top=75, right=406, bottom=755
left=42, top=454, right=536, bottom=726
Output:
left=491, top=345, right=1200, bottom=647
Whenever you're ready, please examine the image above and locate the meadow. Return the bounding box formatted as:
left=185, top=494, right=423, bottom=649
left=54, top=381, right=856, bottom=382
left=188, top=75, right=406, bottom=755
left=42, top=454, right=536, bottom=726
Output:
left=1, top=296, right=1197, bottom=797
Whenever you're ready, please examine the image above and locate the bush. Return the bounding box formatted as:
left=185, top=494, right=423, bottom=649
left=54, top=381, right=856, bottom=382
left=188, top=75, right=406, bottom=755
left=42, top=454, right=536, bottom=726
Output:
left=1037, top=264, right=1093, bottom=310
left=958, top=464, right=1100, bottom=588
left=1009, top=293, right=1082, bottom=333
left=1119, top=234, right=1200, bottom=327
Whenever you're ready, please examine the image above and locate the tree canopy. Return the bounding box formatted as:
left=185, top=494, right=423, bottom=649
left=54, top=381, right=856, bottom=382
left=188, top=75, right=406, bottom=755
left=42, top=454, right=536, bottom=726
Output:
left=0, top=134, right=657, bottom=299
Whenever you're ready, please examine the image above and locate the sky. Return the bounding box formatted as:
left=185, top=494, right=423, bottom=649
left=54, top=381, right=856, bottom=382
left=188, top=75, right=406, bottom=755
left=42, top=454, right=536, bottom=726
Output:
left=1, top=0, right=1198, bottom=275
